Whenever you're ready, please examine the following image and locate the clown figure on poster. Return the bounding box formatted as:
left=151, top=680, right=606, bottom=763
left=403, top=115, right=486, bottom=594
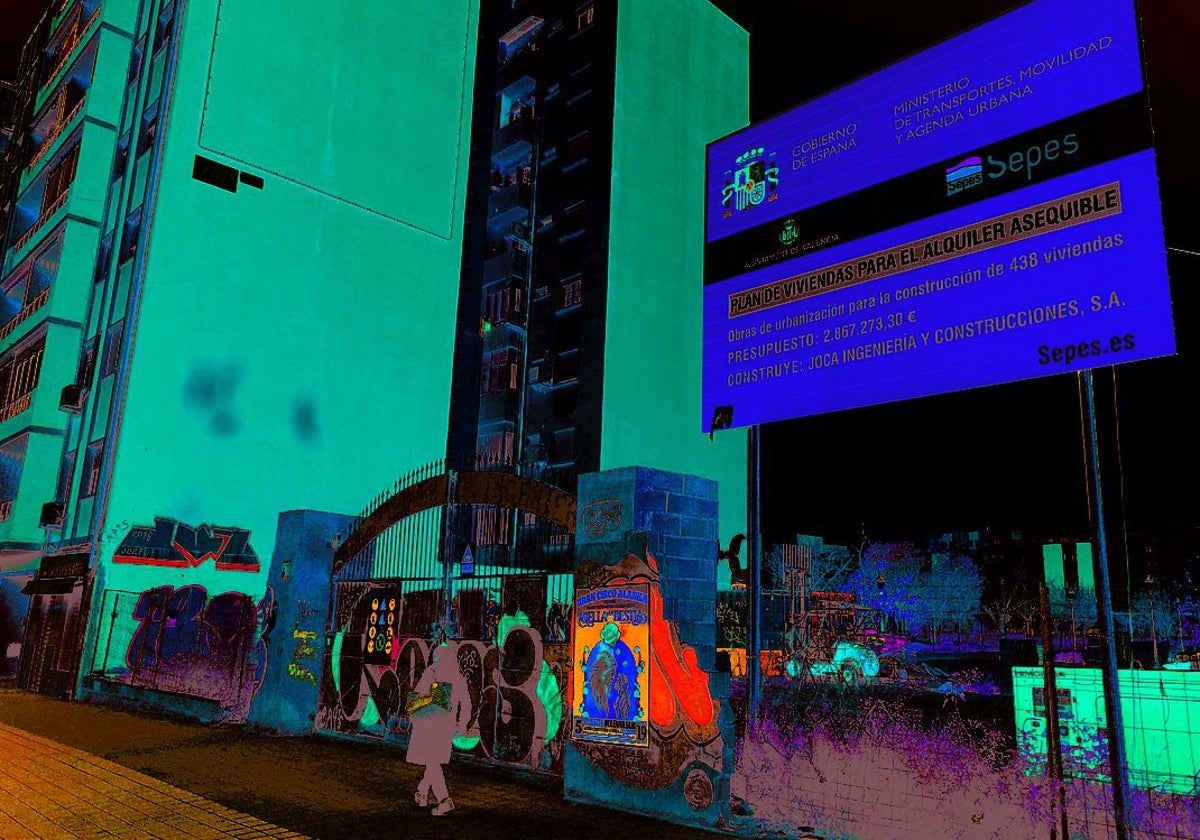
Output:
left=572, top=584, right=651, bottom=747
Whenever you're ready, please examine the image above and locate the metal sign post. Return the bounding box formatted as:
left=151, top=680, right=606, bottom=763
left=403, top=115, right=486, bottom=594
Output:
left=1081, top=369, right=1131, bottom=840
left=747, top=424, right=763, bottom=727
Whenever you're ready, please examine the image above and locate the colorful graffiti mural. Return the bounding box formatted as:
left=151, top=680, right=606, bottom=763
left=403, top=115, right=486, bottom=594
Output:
left=92, top=583, right=273, bottom=719
left=112, top=518, right=260, bottom=572
left=314, top=588, right=570, bottom=775
left=571, top=553, right=725, bottom=802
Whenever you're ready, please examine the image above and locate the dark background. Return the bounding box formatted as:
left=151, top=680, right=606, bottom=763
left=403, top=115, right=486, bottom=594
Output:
left=3, top=0, right=1196, bottom=553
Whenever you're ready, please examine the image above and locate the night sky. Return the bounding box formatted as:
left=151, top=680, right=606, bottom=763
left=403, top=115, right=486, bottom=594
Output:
left=0, top=1, right=46, bottom=77
left=712, top=0, right=1200, bottom=552
left=3, top=0, right=1196, bottom=553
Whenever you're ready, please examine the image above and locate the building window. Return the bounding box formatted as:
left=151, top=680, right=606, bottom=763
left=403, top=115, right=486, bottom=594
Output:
left=554, top=350, right=579, bottom=384
left=78, top=338, right=97, bottom=390
left=112, top=139, right=129, bottom=182
left=481, top=348, right=519, bottom=396
left=563, top=131, right=590, bottom=172
left=485, top=281, right=524, bottom=326
left=120, top=210, right=141, bottom=263
left=137, top=111, right=158, bottom=156
left=55, top=452, right=75, bottom=504
left=128, top=39, right=145, bottom=84
left=82, top=440, right=105, bottom=497
left=153, top=3, right=176, bottom=54
left=95, top=234, right=113, bottom=283
left=574, top=3, right=595, bottom=32
left=102, top=320, right=124, bottom=377
left=562, top=277, right=582, bottom=309
left=551, top=427, right=575, bottom=464
left=41, top=143, right=81, bottom=215
left=0, top=337, right=46, bottom=421
left=0, top=438, right=26, bottom=522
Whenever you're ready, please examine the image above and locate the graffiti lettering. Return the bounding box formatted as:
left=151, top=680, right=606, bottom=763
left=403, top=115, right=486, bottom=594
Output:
left=316, top=592, right=568, bottom=774
left=113, top=518, right=259, bottom=572
left=117, top=584, right=266, bottom=719
left=480, top=624, right=545, bottom=764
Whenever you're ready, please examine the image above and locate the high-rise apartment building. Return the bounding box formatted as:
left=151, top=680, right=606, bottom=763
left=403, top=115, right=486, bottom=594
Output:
left=4, top=0, right=747, bottom=704
left=1, top=0, right=140, bottom=695
left=8, top=0, right=478, bottom=698
left=448, top=0, right=748, bottom=555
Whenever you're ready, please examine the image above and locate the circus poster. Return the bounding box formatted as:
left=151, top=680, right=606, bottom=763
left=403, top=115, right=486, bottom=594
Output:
left=570, top=583, right=650, bottom=748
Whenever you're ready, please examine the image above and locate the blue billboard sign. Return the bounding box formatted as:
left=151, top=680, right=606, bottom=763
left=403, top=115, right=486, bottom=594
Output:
left=703, top=0, right=1174, bottom=428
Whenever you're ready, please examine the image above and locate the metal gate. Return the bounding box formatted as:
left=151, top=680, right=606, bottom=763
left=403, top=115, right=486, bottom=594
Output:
left=315, top=459, right=577, bottom=776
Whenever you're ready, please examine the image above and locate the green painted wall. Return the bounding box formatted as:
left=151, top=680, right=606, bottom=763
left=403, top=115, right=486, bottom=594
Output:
left=199, top=0, right=475, bottom=241
left=602, top=0, right=748, bottom=557
left=87, top=0, right=478, bottom=611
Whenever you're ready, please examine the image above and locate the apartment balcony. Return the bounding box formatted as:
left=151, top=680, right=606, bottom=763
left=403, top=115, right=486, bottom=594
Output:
left=492, top=113, right=535, bottom=173
left=483, top=249, right=529, bottom=286
left=0, top=430, right=61, bottom=568
left=24, top=79, right=89, bottom=182
left=0, top=393, right=34, bottom=424
left=480, top=318, right=526, bottom=352
left=0, top=287, right=50, bottom=344
left=40, top=0, right=102, bottom=104
left=9, top=191, right=69, bottom=257
left=528, top=359, right=554, bottom=392
left=487, top=182, right=532, bottom=234
left=498, top=15, right=543, bottom=64
left=478, top=387, right=521, bottom=425
left=7, top=141, right=79, bottom=267
left=0, top=233, right=61, bottom=353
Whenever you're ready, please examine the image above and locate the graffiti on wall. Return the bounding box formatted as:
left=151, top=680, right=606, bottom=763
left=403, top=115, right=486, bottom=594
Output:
left=314, top=588, right=571, bottom=775
left=112, top=518, right=260, bottom=572
left=572, top=552, right=725, bottom=806
left=102, top=583, right=273, bottom=718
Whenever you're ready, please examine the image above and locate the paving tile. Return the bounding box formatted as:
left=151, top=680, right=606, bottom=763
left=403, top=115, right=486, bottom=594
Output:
left=0, top=722, right=308, bottom=839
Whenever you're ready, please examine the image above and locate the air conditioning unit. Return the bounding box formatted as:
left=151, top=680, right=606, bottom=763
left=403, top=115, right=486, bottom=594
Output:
left=39, top=502, right=65, bottom=528
left=59, top=383, right=84, bottom=413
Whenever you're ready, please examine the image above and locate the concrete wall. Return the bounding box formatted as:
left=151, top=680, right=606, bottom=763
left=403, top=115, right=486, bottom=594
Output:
left=601, top=0, right=749, bottom=561
left=80, top=0, right=481, bottom=697
left=566, top=466, right=735, bottom=832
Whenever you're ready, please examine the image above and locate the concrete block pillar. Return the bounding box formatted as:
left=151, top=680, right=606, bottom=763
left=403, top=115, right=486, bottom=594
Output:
left=566, top=466, right=733, bottom=831
left=248, top=509, right=355, bottom=735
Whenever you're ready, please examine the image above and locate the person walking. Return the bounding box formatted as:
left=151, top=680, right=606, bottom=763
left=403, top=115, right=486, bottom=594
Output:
left=407, top=644, right=466, bottom=816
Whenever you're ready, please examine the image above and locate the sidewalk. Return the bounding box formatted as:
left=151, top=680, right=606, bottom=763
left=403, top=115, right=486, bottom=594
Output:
left=0, top=722, right=303, bottom=839
left=0, top=689, right=731, bottom=839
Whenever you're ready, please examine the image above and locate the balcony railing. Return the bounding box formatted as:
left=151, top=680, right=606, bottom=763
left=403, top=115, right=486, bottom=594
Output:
left=42, top=6, right=101, bottom=94
left=26, top=96, right=86, bottom=173
left=0, top=287, right=51, bottom=342
left=0, top=499, right=11, bottom=523
left=11, top=190, right=69, bottom=253
left=0, top=393, right=33, bottom=423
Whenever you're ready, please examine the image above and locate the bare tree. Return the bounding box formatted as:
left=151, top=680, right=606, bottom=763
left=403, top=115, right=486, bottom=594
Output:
left=981, top=578, right=1031, bottom=637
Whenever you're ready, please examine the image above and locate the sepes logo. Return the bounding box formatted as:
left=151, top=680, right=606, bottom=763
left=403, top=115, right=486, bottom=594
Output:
left=945, top=132, right=1080, bottom=197
left=946, top=156, right=983, bottom=196
left=779, top=218, right=800, bottom=246
left=722, top=146, right=779, bottom=215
